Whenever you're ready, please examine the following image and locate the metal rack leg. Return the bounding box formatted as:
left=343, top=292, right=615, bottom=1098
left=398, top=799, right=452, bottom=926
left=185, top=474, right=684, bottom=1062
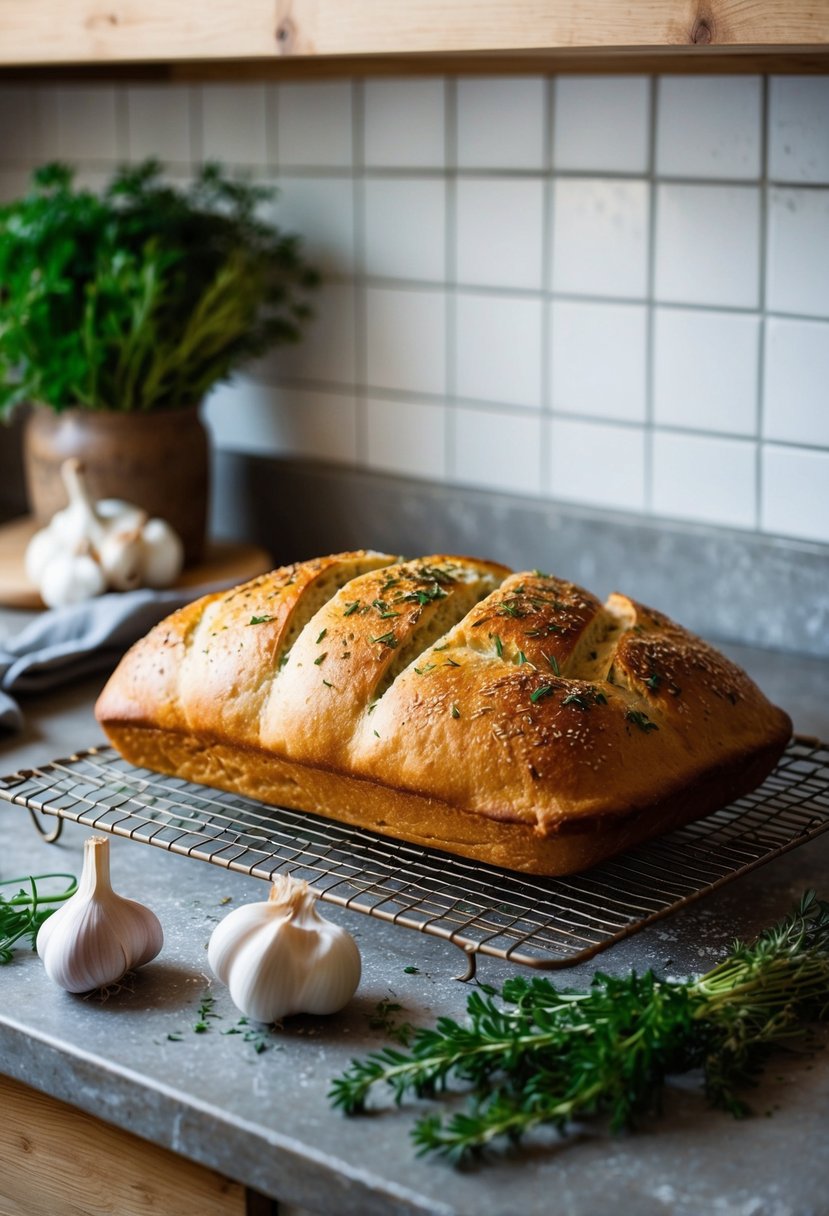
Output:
left=26, top=807, right=63, bottom=844
left=453, top=945, right=477, bottom=982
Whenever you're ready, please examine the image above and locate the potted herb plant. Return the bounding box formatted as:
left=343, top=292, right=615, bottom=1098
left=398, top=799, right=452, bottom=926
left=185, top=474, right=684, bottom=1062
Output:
left=0, top=161, right=317, bottom=564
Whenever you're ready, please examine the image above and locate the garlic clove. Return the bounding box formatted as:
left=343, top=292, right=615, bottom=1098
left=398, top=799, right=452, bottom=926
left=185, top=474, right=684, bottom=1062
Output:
left=97, top=524, right=147, bottom=592
left=208, top=875, right=361, bottom=1023
left=96, top=499, right=145, bottom=528
left=24, top=526, right=57, bottom=584
left=296, top=927, right=362, bottom=1017
left=140, top=518, right=185, bottom=589
left=222, top=920, right=307, bottom=1023
left=60, top=458, right=106, bottom=549
left=39, top=551, right=107, bottom=609
left=38, top=898, right=132, bottom=994
left=36, top=836, right=163, bottom=993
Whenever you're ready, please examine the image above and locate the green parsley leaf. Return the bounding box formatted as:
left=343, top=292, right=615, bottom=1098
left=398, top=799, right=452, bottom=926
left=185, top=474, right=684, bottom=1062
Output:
left=530, top=685, right=554, bottom=704
left=626, top=709, right=659, bottom=733
left=371, top=632, right=398, bottom=648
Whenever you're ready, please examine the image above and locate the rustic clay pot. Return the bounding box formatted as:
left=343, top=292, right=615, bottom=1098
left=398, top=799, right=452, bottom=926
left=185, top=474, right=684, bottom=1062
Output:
left=23, top=406, right=209, bottom=566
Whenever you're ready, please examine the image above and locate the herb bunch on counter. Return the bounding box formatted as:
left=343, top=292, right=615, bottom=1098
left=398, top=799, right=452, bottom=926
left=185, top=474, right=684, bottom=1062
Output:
left=330, top=892, right=829, bottom=1162
left=0, top=873, right=78, bottom=963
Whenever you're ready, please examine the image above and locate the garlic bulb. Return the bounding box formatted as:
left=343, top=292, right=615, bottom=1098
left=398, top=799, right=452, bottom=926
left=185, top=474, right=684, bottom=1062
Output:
left=208, top=875, right=361, bottom=1022
left=38, top=549, right=107, bottom=609
left=36, top=836, right=163, bottom=993
left=97, top=519, right=148, bottom=591
left=138, top=517, right=185, bottom=588
left=24, top=459, right=185, bottom=607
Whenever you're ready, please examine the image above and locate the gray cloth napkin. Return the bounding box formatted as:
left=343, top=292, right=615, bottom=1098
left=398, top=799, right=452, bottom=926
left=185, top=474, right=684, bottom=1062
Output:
left=0, top=584, right=226, bottom=732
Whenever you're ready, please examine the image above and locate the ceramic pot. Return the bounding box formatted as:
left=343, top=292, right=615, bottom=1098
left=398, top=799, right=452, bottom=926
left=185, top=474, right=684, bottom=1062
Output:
left=23, top=406, right=209, bottom=566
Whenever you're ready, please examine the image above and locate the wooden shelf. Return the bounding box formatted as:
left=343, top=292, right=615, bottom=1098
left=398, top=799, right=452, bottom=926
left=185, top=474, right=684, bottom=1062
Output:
left=0, top=0, right=827, bottom=76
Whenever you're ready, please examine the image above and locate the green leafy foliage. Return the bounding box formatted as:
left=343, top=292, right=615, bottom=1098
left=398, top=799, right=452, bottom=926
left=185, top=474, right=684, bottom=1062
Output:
left=329, top=892, right=829, bottom=1163
left=0, top=160, right=318, bottom=417
left=0, top=872, right=78, bottom=963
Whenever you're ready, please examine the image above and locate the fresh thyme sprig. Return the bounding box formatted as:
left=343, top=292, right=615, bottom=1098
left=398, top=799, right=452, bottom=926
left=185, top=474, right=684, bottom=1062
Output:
left=0, top=873, right=78, bottom=964
left=329, top=893, right=829, bottom=1162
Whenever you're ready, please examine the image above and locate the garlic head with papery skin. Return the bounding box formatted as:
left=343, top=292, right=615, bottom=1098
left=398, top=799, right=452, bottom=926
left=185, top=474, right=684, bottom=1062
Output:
left=38, top=549, right=107, bottom=609
left=36, top=835, right=163, bottom=993
left=24, top=459, right=185, bottom=607
left=208, top=875, right=361, bottom=1023
left=139, top=517, right=185, bottom=588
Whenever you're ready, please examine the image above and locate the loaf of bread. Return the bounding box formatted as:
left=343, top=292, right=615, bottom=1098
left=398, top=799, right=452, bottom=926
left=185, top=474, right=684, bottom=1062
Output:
left=95, top=551, right=792, bottom=875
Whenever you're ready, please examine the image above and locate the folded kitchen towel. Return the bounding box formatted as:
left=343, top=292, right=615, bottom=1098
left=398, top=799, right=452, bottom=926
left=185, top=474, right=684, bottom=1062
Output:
left=0, top=583, right=229, bottom=733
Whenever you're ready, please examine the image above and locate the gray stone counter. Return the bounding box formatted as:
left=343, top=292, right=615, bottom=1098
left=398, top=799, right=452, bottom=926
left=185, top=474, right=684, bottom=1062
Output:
left=0, top=626, right=828, bottom=1216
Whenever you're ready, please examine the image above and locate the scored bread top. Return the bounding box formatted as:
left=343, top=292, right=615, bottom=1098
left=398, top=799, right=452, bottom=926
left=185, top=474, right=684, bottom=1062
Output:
left=96, top=551, right=792, bottom=838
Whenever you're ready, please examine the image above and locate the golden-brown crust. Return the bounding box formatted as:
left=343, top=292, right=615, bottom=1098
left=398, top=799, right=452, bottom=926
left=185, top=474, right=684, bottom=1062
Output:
left=95, top=552, right=793, bottom=876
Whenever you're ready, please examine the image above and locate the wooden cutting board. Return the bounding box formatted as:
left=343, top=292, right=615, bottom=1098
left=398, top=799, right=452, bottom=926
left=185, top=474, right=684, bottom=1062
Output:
left=0, top=516, right=273, bottom=609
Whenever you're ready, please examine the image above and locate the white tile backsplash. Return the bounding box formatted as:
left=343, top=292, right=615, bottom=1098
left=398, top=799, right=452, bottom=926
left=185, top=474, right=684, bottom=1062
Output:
left=364, top=177, right=445, bottom=282
left=453, top=407, right=543, bottom=496
left=364, top=79, right=445, bottom=169
left=550, top=300, right=647, bottom=422
left=550, top=418, right=646, bottom=512
left=55, top=87, right=119, bottom=163
left=0, top=87, right=37, bottom=163
left=768, top=77, right=829, bottom=185
left=553, top=76, right=650, bottom=174
left=455, top=293, right=543, bottom=409
left=552, top=178, right=649, bottom=299
left=366, top=396, right=446, bottom=480
left=656, top=76, right=762, bottom=180
left=457, top=77, right=546, bottom=170
left=365, top=287, right=446, bottom=396
left=200, top=84, right=268, bottom=167
left=652, top=431, right=757, bottom=529
left=655, top=183, right=761, bottom=308
left=204, top=379, right=357, bottom=464
left=362, top=177, right=444, bottom=280
left=275, top=82, right=353, bottom=168
left=762, top=445, right=829, bottom=545
left=274, top=175, right=355, bottom=277
left=126, top=86, right=192, bottom=165
left=766, top=187, right=829, bottom=318
left=763, top=317, right=829, bottom=447
left=456, top=178, right=545, bottom=290
left=5, top=73, right=829, bottom=549
left=653, top=308, right=760, bottom=435
left=269, top=283, right=357, bottom=386
left=267, top=387, right=358, bottom=465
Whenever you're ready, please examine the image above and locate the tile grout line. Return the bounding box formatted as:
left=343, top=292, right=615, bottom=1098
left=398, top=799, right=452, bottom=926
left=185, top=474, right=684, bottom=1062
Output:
left=756, top=75, right=770, bottom=534
left=269, top=374, right=829, bottom=451
left=445, top=77, right=457, bottom=486
left=265, top=78, right=278, bottom=169
left=114, top=82, right=129, bottom=161
left=313, top=274, right=829, bottom=325
left=643, top=73, right=659, bottom=516
left=540, top=75, right=555, bottom=498
left=189, top=83, right=203, bottom=166
left=352, top=80, right=368, bottom=468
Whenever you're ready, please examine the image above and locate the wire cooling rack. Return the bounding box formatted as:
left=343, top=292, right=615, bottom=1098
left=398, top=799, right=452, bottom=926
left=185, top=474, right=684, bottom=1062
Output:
left=2, top=737, right=828, bottom=972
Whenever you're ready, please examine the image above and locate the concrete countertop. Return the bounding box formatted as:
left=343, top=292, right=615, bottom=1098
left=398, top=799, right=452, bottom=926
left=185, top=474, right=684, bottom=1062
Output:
left=0, top=611, right=828, bottom=1216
